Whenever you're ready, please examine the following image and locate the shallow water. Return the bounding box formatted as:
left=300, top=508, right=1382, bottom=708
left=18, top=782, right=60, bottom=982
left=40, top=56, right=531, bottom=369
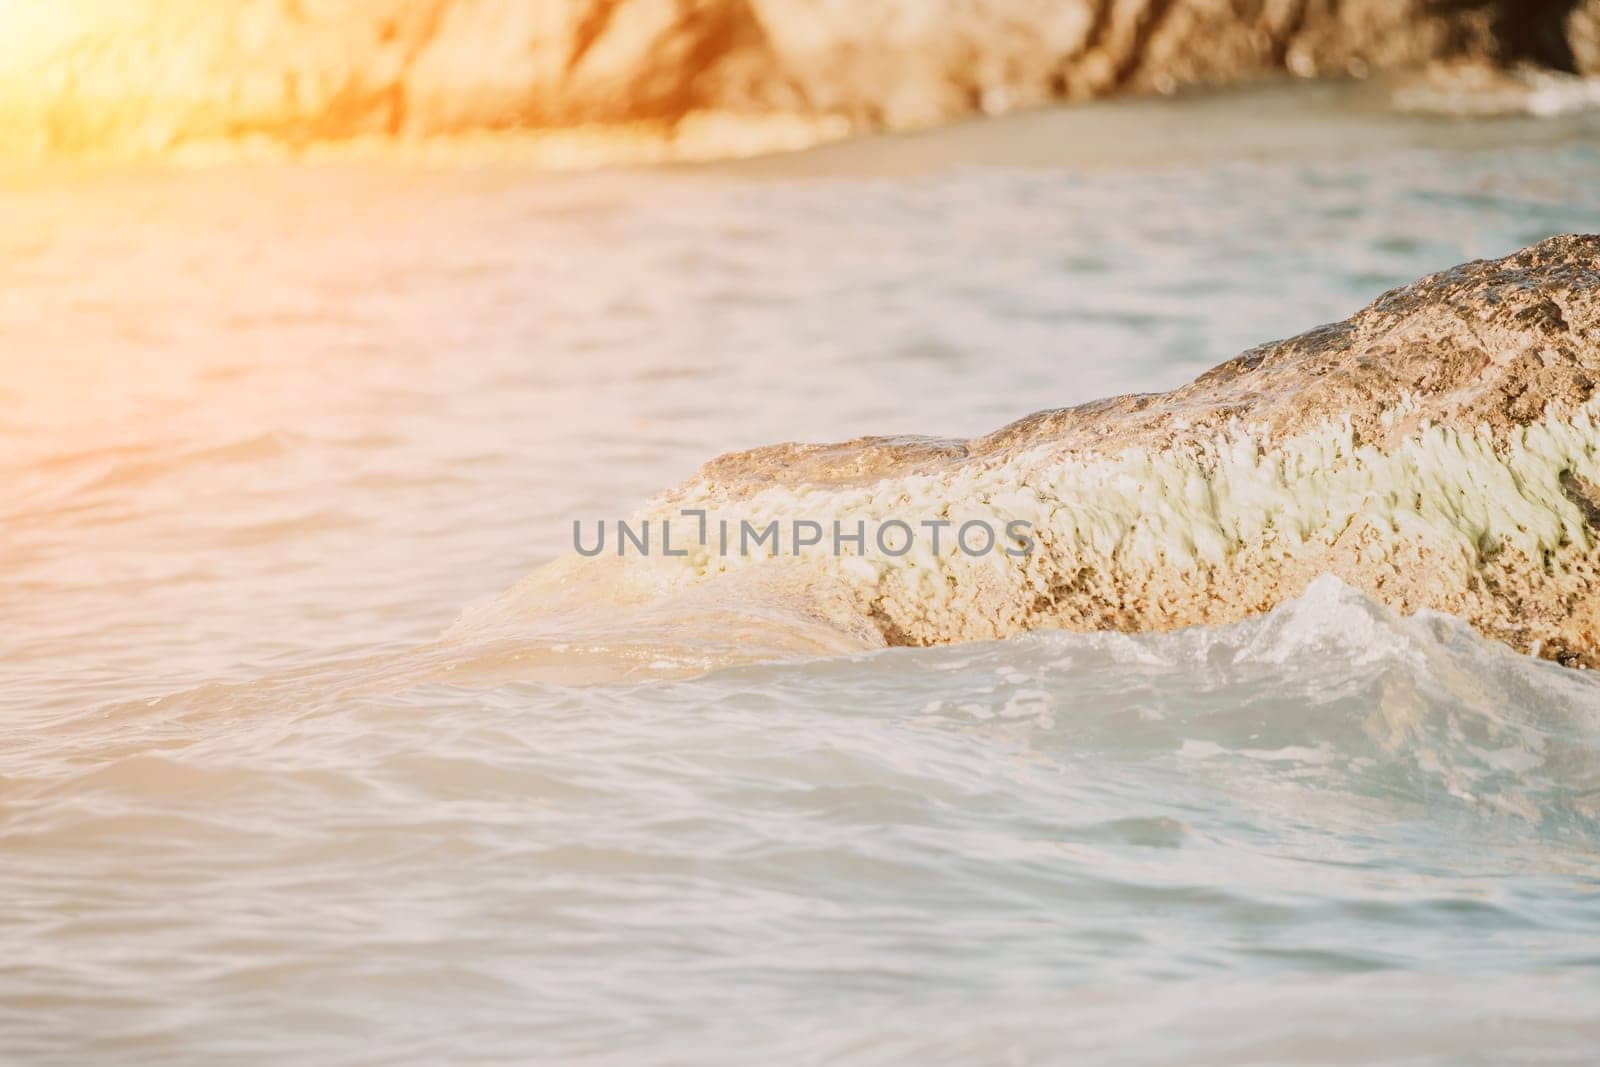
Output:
left=5, top=90, right=1600, bottom=1062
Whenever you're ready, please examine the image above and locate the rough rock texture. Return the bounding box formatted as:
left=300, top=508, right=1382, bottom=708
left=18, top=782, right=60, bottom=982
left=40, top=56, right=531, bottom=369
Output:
left=695, top=235, right=1600, bottom=491
left=2, top=1, right=1598, bottom=161
left=480, top=236, right=1600, bottom=671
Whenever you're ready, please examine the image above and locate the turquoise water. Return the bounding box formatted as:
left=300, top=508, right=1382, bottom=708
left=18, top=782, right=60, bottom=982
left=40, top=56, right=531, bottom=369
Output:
left=4, top=93, right=1600, bottom=1062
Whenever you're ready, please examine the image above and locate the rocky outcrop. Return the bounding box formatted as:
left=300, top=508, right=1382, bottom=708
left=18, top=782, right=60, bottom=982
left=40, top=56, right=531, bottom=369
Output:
left=2, top=1, right=1597, bottom=161
left=472, top=236, right=1600, bottom=671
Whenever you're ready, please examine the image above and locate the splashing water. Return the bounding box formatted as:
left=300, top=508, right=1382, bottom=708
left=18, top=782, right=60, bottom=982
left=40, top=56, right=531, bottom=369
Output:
left=4, top=87, right=1600, bottom=1063
left=6, top=578, right=1600, bottom=1063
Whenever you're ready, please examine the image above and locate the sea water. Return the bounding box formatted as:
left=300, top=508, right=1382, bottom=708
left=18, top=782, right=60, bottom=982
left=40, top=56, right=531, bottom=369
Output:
left=4, top=88, right=1600, bottom=1063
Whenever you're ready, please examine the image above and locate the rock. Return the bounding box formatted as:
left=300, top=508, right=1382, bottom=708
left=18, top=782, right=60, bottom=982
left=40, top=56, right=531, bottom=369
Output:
left=473, top=236, right=1600, bottom=670
left=2, top=1, right=1597, bottom=161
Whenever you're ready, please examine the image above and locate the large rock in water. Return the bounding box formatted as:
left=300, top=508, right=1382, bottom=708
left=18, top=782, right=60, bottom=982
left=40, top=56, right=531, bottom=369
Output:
left=468, top=236, right=1600, bottom=673
left=2, top=1, right=1598, bottom=160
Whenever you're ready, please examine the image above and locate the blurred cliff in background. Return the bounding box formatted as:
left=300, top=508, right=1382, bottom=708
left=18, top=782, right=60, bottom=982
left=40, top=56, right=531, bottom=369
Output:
left=1, top=0, right=1596, bottom=162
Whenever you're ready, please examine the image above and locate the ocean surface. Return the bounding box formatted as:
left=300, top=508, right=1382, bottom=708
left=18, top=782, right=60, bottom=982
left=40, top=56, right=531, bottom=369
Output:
left=4, top=85, right=1600, bottom=1063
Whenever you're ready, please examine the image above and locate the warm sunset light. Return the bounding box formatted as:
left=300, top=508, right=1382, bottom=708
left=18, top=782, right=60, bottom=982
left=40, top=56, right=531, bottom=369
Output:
left=4, top=3, right=1600, bottom=1065
left=0, top=0, right=74, bottom=58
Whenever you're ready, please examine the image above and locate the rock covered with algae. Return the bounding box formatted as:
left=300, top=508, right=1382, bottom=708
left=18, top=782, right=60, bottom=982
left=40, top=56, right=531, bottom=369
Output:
left=473, top=236, right=1600, bottom=671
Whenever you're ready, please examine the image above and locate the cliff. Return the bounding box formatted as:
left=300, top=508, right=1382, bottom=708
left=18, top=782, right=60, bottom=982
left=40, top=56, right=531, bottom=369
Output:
left=3, top=0, right=1598, bottom=162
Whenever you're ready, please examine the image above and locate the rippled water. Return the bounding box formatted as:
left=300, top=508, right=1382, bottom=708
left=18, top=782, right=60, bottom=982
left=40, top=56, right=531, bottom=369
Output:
left=5, top=91, right=1600, bottom=1062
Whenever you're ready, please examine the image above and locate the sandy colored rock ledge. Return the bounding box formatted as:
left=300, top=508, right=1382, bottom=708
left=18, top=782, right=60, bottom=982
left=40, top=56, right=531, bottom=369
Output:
left=2, top=1, right=1598, bottom=163
left=468, top=236, right=1600, bottom=671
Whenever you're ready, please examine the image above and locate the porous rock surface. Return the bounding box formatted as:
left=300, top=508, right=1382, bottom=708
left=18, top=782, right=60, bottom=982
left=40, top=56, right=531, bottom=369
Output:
left=590, top=235, right=1600, bottom=667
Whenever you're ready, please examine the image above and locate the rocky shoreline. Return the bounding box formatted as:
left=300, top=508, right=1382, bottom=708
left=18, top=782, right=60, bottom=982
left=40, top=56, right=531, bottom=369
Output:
left=478, top=236, right=1600, bottom=669
left=3, top=1, right=1598, bottom=162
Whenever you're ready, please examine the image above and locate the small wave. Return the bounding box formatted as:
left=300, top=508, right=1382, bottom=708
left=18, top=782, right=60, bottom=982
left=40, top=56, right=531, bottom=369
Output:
left=879, top=575, right=1600, bottom=826
left=1389, top=65, right=1600, bottom=118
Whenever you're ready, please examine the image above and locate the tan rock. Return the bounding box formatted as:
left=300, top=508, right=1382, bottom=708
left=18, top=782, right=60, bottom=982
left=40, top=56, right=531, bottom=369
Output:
left=2, top=1, right=1597, bottom=162
left=469, top=236, right=1600, bottom=672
